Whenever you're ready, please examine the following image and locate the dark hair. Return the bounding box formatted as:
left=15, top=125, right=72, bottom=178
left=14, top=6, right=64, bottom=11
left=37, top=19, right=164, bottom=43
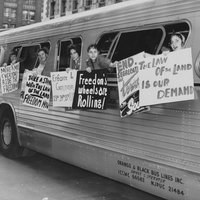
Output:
left=87, top=44, right=98, bottom=52
left=171, top=32, right=185, bottom=45
left=10, top=52, right=17, bottom=57
left=37, top=47, right=49, bottom=55
left=69, top=44, right=80, bottom=55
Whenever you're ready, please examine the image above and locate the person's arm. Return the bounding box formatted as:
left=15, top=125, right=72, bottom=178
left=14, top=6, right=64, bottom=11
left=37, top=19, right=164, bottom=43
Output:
left=0, top=46, right=6, bottom=66
left=86, top=59, right=93, bottom=73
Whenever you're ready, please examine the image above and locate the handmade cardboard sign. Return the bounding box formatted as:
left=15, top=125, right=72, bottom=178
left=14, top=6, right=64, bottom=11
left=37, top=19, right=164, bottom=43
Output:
left=51, top=70, right=77, bottom=107
left=0, top=62, right=19, bottom=94
left=116, top=53, right=149, bottom=117
left=72, top=69, right=108, bottom=109
left=139, top=48, right=194, bottom=106
left=22, top=73, right=51, bottom=111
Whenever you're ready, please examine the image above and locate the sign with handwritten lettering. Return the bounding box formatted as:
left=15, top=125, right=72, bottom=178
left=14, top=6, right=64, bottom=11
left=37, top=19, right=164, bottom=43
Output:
left=116, top=53, right=149, bottom=117
left=0, top=62, right=19, bottom=94
left=22, top=74, right=51, bottom=111
left=139, top=48, right=194, bottom=106
left=51, top=70, right=77, bottom=107
left=72, top=69, right=107, bottom=109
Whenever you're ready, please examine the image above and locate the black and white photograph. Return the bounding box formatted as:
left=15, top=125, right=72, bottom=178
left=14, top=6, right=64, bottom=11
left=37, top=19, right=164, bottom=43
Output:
left=0, top=0, right=199, bottom=199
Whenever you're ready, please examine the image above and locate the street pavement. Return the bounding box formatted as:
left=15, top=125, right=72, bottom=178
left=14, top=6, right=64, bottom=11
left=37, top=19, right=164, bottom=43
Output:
left=0, top=152, right=165, bottom=200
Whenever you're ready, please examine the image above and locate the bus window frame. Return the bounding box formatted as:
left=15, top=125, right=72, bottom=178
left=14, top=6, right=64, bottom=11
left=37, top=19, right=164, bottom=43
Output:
left=19, top=44, right=40, bottom=73
left=57, top=36, right=83, bottom=71
left=57, top=38, right=73, bottom=71
left=18, top=41, right=51, bottom=74
left=96, top=31, right=120, bottom=59
left=109, top=26, right=166, bottom=62
left=160, top=20, right=191, bottom=53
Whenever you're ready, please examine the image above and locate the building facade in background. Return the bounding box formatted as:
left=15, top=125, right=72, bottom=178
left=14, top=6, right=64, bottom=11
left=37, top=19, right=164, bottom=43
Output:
left=0, top=0, right=42, bottom=29
left=42, top=0, right=127, bottom=21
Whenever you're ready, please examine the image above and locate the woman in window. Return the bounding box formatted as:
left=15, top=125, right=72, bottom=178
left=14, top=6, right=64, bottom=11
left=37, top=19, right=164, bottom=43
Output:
left=2, top=52, right=18, bottom=67
left=32, top=47, right=49, bottom=75
left=69, top=44, right=80, bottom=70
left=170, top=32, right=185, bottom=51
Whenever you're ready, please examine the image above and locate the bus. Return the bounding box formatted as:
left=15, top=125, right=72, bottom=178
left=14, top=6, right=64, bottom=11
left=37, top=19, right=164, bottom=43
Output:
left=0, top=0, right=200, bottom=199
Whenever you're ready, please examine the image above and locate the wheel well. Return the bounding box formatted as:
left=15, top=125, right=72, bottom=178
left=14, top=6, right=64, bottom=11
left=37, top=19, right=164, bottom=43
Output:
left=0, top=103, right=19, bottom=141
left=0, top=104, right=15, bottom=120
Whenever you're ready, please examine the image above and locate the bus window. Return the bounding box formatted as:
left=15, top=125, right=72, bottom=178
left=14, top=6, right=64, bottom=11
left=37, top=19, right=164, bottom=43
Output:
left=58, top=37, right=82, bottom=71
left=160, top=22, right=190, bottom=53
left=33, top=42, right=51, bottom=68
left=97, top=32, right=119, bottom=57
left=40, top=42, right=51, bottom=50
left=19, top=45, right=40, bottom=73
left=111, top=28, right=163, bottom=61
left=6, top=46, right=21, bottom=65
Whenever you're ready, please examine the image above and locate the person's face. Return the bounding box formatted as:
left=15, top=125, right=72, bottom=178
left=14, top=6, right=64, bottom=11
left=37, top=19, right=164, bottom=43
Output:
left=70, top=49, right=79, bottom=60
left=88, top=47, right=98, bottom=61
left=170, top=35, right=183, bottom=51
left=38, top=50, right=47, bottom=62
left=10, top=55, right=17, bottom=63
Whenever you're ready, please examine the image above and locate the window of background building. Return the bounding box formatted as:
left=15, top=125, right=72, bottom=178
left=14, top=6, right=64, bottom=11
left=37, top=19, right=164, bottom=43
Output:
left=10, top=24, right=16, bottom=28
left=85, top=0, right=92, bottom=10
left=24, top=0, right=36, bottom=5
left=61, top=0, right=66, bottom=16
left=72, top=0, right=78, bottom=13
left=99, top=0, right=105, bottom=7
left=115, top=0, right=122, bottom=3
left=29, top=11, right=35, bottom=21
left=22, top=10, right=28, bottom=20
left=50, top=0, right=56, bottom=18
left=23, top=10, right=35, bottom=21
left=5, top=0, right=17, bottom=2
left=4, top=7, right=16, bottom=19
left=2, top=24, right=9, bottom=29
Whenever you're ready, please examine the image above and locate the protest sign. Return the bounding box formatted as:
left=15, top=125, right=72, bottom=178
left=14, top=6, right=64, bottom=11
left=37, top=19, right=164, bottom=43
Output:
left=51, top=70, right=77, bottom=107
left=22, top=74, right=51, bottom=111
left=0, top=62, right=19, bottom=94
left=139, top=48, right=194, bottom=106
left=72, top=69, right=108, bottom=109
left=116, top=53, right=149, bottom=118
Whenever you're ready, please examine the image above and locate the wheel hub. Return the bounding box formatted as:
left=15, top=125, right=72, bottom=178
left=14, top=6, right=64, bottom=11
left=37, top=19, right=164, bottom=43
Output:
left=2, top=120, right=12, bottom=146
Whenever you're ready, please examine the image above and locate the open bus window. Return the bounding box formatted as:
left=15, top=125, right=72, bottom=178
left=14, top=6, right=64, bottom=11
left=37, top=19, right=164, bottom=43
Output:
left=111, top=28, right=163, bottom=62
left=19, top=45, right=40, bottom=73
left=159, top=22, right=190, bottom=53
left=101, top=29, right=163, bottom=108
left=58, top=37, right=82, bottom=71
left=34, top=42, right=51, bottom=68
left=97, top=32, right=119, bottom=57
left=40, top=42, right=51, bottom=51
left=6, top=46, right=21, bottom=65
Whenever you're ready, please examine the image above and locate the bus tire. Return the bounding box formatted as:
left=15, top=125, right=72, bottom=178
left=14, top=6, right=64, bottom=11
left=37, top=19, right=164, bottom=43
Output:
left=0, top=110, right=23, bottom=158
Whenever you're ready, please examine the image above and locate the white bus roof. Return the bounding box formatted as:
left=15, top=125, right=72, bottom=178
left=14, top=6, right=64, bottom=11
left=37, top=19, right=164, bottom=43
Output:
left=0, top=0, right=199, bottom=43
left=0, top=0, right=155, bottom=37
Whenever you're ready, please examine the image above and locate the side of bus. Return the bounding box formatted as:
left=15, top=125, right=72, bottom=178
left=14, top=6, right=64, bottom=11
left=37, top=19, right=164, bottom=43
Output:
left=0, top=1, right=200, bottom=199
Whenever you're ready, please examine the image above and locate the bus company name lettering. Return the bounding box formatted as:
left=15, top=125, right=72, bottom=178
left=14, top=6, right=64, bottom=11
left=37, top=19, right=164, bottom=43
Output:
left=117, top=159, right=185, bottom=196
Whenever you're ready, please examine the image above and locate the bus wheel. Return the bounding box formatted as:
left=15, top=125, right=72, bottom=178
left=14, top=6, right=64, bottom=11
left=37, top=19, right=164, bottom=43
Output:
left=0, top=111, right=23, bottom=158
